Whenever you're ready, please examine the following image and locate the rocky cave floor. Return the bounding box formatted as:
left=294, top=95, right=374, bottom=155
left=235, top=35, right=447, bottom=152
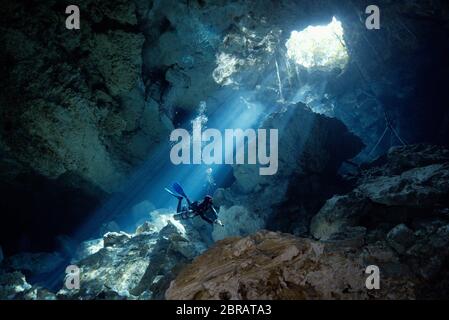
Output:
left=1, top=144, right=448, bottom=300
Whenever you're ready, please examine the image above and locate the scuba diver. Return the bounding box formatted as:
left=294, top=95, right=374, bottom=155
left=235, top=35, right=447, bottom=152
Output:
left=165, top=182, right=224, bottom=227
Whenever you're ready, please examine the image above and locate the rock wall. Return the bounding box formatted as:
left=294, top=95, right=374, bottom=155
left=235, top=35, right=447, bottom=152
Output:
left=0, top=0, right=173, bottom=253
left=311, top=145, right=449, bottom=241
left=329, top=0, right=449, bottom=159
left=0, top=0, right=174, bottom=194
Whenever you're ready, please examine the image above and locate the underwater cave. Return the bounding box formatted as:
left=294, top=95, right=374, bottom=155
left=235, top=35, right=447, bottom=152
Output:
left=0, top=0, right=449, bottom=301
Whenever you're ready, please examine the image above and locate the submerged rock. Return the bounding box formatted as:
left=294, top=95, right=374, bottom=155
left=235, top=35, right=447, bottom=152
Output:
left=0, top=271, right=32, bottom=300
left=0, top=0, right=154, bottom=194
left=57, top=220, right=206, bottom=300
left=0, top=216, right=208, bottom=300
left=1, top=144, right=448, bottom=300
left=0, top=271, right=56, bottom=300
left=310, top=192, right=371, bottom=241
left=361, top=144, right=449, bottom=178
left=387, top=224, right=415, bottom=254
left=18, top=286, right=57, bottom=301
left=135, top=221, right=158, bottom=235
left=166, top=230, right=419, bottom=300
left=311, top=145, right=449, bottom=240
left=306, top=145, right=449, bottom=298
left=0, top=270, right=56, bottom=300
left=357, top=163, right=449, bottom=207
left=103, top=232, right=131, bottom=247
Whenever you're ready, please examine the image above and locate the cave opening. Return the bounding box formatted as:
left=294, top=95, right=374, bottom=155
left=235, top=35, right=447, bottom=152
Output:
left=285, top=17, right=349, bottom=71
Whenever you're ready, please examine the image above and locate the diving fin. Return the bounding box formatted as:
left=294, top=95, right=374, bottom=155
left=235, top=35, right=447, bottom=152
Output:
left=164, top=187, right=183, bottom=199
left=172, top=182, right=188, bottom=199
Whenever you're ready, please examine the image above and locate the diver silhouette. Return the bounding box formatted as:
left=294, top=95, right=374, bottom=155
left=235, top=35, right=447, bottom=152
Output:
left=165, top=182, right=224, bottom=226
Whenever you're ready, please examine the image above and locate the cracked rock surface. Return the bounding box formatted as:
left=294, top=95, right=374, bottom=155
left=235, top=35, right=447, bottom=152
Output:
left=166, top=230, right=418, bottom=300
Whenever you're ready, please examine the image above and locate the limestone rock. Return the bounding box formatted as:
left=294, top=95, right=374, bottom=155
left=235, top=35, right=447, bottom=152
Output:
left=357, top=163, right=449, bottom=207
left=57, top=221, right=205, bottom=300
left=311, top=145, right=449, bottom=241
left=103, top=232, right=131, bottom=247
left=0, top=0, right=170, bottom=194
left=135, top=221, right=158, bottom=235
left=310, top=193, right=371, bottom=240
left=362, top=145, right=449, bottom=178
left=166, top=230, right=420, bottom=300
left=0, top=269, right=57, bottom=300
left=387, top=224, right=415, bottom=254
left=19, top=286, right=57, bottom=301
left=0, top=271, right=32, bottom=300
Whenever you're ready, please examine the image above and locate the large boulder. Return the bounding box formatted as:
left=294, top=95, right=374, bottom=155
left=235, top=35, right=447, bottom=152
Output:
left=166, top=230, right=423, bottom=300
left=310, top=192, right=372, bottom=241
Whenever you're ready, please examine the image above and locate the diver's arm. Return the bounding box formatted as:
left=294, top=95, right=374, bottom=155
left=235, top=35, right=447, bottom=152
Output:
left=187, top=209, right=199, bottom=218
left=174, top=208, right=197, bottom=220
left=212, top=206, right=224, bottom=226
